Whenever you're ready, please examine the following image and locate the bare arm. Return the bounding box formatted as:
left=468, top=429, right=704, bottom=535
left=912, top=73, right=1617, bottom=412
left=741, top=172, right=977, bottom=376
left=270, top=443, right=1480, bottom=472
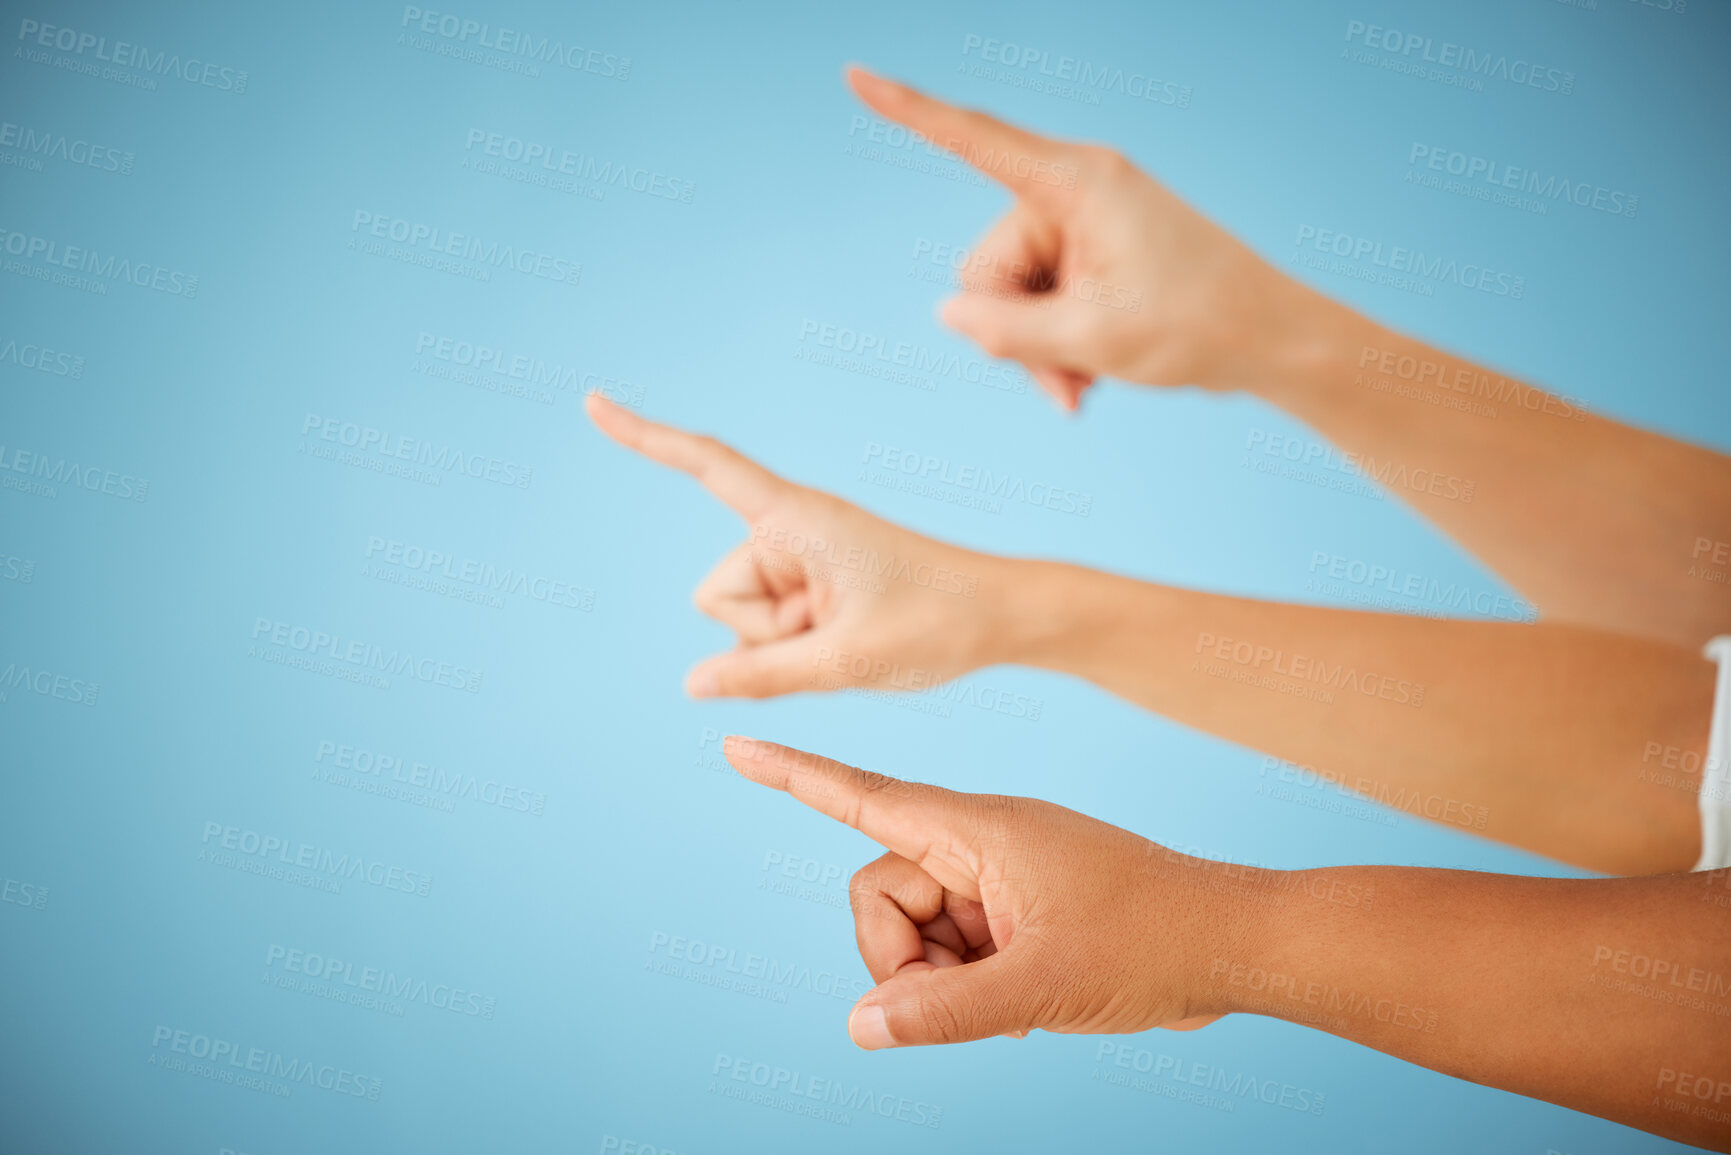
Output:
left=590, top=398, right=1720, bottom=874
left=992, top=559, right=1717, bottom=875
left=1209, top=864, right=1731, bottom=1151
left=848, top=69, right=1731, bottom=648
left=727, top=739, right=1731, bottom=1151
left=1257, top=290, right=1731, bottom=648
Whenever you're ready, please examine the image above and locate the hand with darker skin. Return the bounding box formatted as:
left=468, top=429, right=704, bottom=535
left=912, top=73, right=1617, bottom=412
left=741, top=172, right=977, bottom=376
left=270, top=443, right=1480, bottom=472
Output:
left=722, top=736, right=1731, bottom=1151
left=720, top=736, right=1227, bottom=1047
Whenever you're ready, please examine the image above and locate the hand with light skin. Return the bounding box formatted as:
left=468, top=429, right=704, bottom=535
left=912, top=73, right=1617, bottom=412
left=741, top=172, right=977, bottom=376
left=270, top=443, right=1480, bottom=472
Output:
left=846, top=66, right=1303, bottom=411
left=723, top=736, right=1731, bottom=1152
left=848, top=67, right=1731, bottom=649
left=588, top=394, right=1714, bottom=875
left=585, top=393, right=1004, bottom=698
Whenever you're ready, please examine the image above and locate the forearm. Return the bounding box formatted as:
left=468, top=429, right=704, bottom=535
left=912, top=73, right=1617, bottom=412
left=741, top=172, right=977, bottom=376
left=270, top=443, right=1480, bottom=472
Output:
left=1248, top=282, right=1731, bottom=648
left=1194, top=865, right=1731, bottom=1150
left=992, top=558, right=1714, bottom=873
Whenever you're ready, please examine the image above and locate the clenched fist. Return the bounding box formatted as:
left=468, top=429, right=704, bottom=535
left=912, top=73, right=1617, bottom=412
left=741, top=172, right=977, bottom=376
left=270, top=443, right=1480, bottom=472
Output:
left=722, top=736, right=1237, bottom=1047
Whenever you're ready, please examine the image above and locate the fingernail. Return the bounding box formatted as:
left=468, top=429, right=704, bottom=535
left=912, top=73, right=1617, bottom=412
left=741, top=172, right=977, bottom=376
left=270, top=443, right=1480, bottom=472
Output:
left=848, top=1004, right=894, bottom=1050
left=688, top=671, right=719, bottom=698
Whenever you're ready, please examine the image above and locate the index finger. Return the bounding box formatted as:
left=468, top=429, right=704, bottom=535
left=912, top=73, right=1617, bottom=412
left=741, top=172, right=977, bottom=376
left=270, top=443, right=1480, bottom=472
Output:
left=724, top=736, right=982, bottom=900
left=847, top=67, right=1078, bottom=206
left=585, top=393, right=783, bottom=519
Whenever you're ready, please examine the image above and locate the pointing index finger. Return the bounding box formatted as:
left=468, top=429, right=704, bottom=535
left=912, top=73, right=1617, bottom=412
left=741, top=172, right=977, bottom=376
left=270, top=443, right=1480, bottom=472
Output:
left=846, top=67, right=1077, bottom=205
left=724, top=736, right=981, bottom=900
left=585, top=393, right=783, bottom=520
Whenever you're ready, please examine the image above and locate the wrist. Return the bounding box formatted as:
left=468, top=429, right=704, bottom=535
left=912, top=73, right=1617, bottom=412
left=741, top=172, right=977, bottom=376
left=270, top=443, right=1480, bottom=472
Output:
left=1177, top=862, right=1306, bottom=1021
left=976, top=556, right=1090, bottom=670
left=1225, top=270, right=1382, bottom=410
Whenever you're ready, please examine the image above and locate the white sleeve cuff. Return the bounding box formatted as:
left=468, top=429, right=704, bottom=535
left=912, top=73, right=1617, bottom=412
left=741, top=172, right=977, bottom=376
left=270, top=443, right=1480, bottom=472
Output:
left=1693, top=635, right=1731, bottom=871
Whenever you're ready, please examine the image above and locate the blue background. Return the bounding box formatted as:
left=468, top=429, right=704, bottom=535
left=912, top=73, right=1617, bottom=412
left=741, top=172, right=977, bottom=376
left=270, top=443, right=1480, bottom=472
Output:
left=2, top=0, right=1725, bottom=1151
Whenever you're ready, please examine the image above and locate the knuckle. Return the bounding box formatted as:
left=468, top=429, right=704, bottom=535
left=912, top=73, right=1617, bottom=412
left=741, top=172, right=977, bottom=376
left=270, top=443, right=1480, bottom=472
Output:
left=916, top=987, right=972, bottom=1043
left=1084, top=144, right=1128, bottom=178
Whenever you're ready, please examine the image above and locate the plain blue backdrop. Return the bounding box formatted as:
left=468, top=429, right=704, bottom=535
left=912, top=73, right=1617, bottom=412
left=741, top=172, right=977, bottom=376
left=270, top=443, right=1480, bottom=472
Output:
left=2, top=0, right=1726, bottom=1151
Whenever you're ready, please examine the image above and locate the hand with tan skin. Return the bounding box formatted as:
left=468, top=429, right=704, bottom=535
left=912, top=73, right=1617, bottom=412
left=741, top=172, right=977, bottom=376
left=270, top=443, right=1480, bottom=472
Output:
left=723, top=736, right=1731, bottom=1152
left=848, top=68, right=1731, bottom=650
left=585, top=393, right=1001, bottom=698
left=588, top=395, right=1714, bottom=875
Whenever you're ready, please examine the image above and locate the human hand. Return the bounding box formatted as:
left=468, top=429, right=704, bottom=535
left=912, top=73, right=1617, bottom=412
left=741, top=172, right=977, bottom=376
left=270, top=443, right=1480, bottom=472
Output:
left=848, top=68, right=1304, bottom=410
left=586, top=395, right=1012, bottom=698
left=723, top=736, right=1236, bottom=1047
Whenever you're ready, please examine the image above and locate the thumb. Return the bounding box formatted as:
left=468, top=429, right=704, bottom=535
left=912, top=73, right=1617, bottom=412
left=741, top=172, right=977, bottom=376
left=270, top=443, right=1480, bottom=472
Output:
left=940, top=292, right=1085, bottom=371
left=686, top=638, right=816, bottom=700
left=847, top=954, right=1035, bottom=1049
